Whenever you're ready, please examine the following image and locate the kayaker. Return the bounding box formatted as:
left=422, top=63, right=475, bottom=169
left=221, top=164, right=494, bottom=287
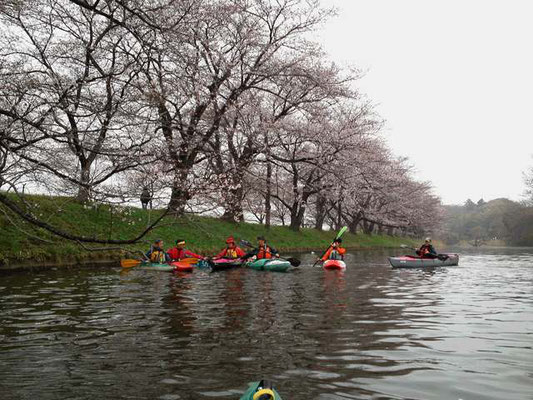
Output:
left=242, top=236, right=279, bottom=260
left=145, top=239, right=170, bottom=263
left=167, top=239, right=203, bottom=261
left=320, top=238, right=347, bottom=261
left=416, top=237, right=438, bottom=258
left=214, top=236, right=245, bottom=259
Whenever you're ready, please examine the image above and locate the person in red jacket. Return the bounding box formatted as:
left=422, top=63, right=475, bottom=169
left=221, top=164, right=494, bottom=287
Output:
left=167, top=239, right=203, bottom=261
left=214, top=237, right=245, bottom=259
left=320, top=238, right=346, bottom=261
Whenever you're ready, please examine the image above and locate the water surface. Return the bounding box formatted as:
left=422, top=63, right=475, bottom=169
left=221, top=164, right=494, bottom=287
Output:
left=1, top=248, right=532, bottom=399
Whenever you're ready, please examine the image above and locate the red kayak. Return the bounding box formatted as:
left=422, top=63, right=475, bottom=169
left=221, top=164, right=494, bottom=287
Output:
left=323, top=259, right=346, bottom=270
left=171, top=261, right=194, bottom=272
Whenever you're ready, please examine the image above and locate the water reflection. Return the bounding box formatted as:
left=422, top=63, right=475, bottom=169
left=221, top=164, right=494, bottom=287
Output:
left=0, top=248, right=532, bottom=400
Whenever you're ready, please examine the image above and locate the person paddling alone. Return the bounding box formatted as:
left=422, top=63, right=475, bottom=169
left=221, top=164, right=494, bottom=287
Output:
left=167, top=239, right=203, bottom=262
left=320, top=238, right=346, bottom=261
left=243, top=236, right=279, bottom=260
left=416, top=237, right=438, bottom=259
left=215, top=236, right=245, bottom=259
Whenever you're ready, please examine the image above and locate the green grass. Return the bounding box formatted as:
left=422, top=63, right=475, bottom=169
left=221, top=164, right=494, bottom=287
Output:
left=0, top=193, right=418, bottom=265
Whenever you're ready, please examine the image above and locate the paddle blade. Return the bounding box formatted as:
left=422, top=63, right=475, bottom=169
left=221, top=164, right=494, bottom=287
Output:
left=336, top=226, right=348, bottom=240
left=121, top=259, right=141, bottom=268
left=179, top=258, right=199, bottom=264
left=239, top=239, right=253, bottom=248
left=285, top=257, right=301, bottom=267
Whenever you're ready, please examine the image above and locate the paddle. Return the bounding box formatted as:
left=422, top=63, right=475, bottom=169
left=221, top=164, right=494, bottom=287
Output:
left=120, top=259, right=142, bottom=268
left=179, top=257, right=200, bottom=264
left=313, top=226, right=348, bottom=267
left=239, top=239, right=301, bottom=267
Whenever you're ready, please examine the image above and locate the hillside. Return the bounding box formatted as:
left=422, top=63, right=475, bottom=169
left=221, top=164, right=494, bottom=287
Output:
left=0, top=194, right=417, bottom=266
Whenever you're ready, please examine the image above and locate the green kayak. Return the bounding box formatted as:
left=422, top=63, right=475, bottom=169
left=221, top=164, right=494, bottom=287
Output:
left=245, top=258, right=291, bottom=272
left=137, top=262, right=174, bottom=271
left=240, top=380, right=283, bottom=400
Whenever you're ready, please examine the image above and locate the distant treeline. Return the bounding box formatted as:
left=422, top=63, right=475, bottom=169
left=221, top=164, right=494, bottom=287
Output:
left=441, top=198, right=533, bottom=246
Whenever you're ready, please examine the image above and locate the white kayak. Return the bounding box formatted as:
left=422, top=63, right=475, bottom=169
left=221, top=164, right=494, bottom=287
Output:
left=388, top=254, right=459, bottom=268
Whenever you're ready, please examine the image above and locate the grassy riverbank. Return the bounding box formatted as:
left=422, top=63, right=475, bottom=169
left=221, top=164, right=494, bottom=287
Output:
left=0, top=194, right=418, bottom=266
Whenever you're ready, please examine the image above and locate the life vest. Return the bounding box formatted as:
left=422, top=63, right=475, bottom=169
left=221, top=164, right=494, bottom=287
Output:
left=324, top=246, right=346, bottom=260
left=329, top=250, right=342, bottom=260
left=419, top=244, right=431, bottom=256
left=256, top=245, right=273, bottom=259
left=150, top=250, right=166, bottom=263
left=224, top=248, right=239, bottom=259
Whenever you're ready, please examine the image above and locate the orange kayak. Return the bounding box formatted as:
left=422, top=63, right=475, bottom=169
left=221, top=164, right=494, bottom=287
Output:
left=171, top=261, right=194, bottom=272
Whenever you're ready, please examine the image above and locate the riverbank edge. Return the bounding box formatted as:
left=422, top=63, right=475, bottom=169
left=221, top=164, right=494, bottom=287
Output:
left=0, top=243, right=412, bottom=273
left=0, top=194, right=420, bottom=272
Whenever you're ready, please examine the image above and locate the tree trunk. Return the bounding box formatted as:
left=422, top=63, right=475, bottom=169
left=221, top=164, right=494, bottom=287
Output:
left=335, top=200, right=342, bottom=230
left=289, top=202, right=306, bottom=232
left=348, top=220, right=358, bottom=234
left=265, top=136, right=272, bottom=229
left=222, top=176, right=244, bottom=222
left=76, top=163, right=91, bottom=203
left=168, top=167, right=190, bottom=214
left=314, top=193, right=326, bottom=231
left=362, top=219, right=375, bottom=235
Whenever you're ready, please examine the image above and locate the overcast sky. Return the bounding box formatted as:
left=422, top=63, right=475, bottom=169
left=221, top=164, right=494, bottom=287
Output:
left=317, top=0, right=533, bottom=205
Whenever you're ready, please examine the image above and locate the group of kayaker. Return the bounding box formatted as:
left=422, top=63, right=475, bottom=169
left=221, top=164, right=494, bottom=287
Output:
left=144, top=235, right=437, bottom=265
left=145, top=236, right=280, bottom=263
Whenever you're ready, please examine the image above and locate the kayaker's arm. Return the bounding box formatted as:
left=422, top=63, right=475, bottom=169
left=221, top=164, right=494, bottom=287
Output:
left=242, top=248, right=258, bottom=260
left=320, top=246, right=333, bottom=261
left=185, top=250, right=203, bottom=259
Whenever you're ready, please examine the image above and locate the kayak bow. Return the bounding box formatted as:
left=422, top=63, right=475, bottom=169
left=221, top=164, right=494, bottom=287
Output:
left=240, top=380, right=283, bottom=400
left=323, top=259, right=346, bottom=270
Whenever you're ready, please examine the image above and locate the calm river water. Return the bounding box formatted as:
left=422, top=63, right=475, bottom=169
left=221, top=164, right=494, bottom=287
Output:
left=1, top=248, right=532, bottom=400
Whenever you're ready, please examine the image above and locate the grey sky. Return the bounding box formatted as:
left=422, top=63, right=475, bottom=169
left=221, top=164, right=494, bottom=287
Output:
left=318, top=0, right=533, bottom=205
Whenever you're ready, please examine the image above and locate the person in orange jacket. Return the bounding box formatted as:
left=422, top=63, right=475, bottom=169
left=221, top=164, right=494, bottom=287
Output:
left=167, top=239, right=203, bottom=261
left=242, top=236, right=279, bottom=260
left=214, top=237, right=245, bottom=259
left=320, top=238, right=346, bottom=261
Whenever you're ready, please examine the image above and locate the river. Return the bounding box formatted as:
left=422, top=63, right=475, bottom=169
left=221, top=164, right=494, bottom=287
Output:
left=1, top=248, right=532, bottom=399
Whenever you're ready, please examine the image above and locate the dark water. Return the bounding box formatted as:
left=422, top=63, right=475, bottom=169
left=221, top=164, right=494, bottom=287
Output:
left=1, top=248, right=532, bottom=400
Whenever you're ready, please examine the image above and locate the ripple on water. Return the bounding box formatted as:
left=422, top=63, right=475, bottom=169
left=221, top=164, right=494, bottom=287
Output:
left=0, top=250, right=533, bottom=400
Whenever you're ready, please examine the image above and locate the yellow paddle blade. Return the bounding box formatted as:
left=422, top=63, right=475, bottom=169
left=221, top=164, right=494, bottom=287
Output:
left=179, top=257, right=199, bottom=264
left=120, top=259, right=142, bottom=268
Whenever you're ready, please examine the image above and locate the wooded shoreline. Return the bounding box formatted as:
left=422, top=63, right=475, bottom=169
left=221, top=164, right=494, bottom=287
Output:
left=0, top=195, right=418, bottom=272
